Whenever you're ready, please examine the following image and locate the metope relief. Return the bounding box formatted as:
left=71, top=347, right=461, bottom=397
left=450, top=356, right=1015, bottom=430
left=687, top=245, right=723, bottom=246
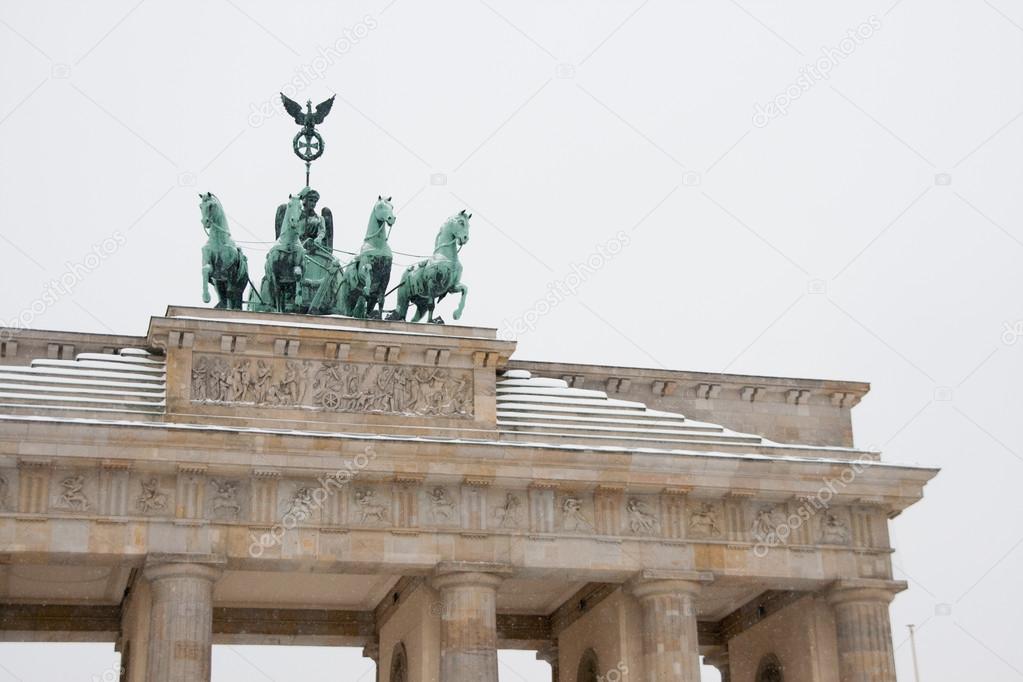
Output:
left=136, top=477, right=168, bottom=514
left=688, top=501, right=723, bottom=538
left=492, top=492, right=523, bottom=529
left=56, top=474, right=90, bottom=511
left=427, top=487, right=457, bottom=524
left=560, top=496, right=592, bottom=533
left=209, top=479, right=242, bottom=520
left=190, top=354, right=473, bottom=419
left=819, top=510, right=851, bottom=545
left=626, top=497, right=659, bottom=536
left=354, top=488, right=388, bottom=524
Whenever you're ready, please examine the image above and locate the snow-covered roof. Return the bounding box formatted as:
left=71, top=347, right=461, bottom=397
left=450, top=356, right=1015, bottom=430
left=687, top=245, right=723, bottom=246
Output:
left=0, top=349, right=166, bottom=417
left=497, top=369, right=773, bottom=451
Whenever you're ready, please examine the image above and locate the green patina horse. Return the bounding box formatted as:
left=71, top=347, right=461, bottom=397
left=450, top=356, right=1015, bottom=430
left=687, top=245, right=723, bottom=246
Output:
left=339, top=196, right=396, bottom=319
left=199, top=192, right=249, bottom=310
left=251, top=194, right=305, bottom=313
left=387, top=210, right=470, bottom=324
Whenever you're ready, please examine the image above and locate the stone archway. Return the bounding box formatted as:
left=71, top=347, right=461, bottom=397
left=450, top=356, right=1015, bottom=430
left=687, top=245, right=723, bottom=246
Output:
left=389, top=642, right=408, bottom=682
left=756, top=653, right=784, bottom=682
left=577, top=648, right=600, bottom=682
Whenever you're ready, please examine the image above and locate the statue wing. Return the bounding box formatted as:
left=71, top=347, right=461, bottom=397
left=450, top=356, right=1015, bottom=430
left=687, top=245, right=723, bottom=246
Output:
left=275, top=203, right=287, bottom=240
left=313, top=95, right=336, bottom=124
left=280, top=93, right=305, bottom=125
left=321, top=207, right=334, bottom=249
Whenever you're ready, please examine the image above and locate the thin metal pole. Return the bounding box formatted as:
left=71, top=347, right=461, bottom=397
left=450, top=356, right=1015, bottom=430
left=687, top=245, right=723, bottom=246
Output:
left=908, top=624, right=922, bottom=682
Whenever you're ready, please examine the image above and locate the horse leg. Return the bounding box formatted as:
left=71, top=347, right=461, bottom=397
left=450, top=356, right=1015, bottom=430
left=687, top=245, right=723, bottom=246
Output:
left=214, top=281, right=229, bottom=309
left=387, top=285, right=410, bottom=321
left=410, top=300, right=426, bottom=323
left=451, top=283, right=469, bottom=320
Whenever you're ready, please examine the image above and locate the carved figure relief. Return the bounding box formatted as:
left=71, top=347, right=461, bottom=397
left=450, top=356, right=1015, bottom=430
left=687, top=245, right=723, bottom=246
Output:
left=285, top=487, right=316, bottom=521
left=0, top=473, right=8, bottom=511
left=210, top=479, right=241, bottom=519
left=136, top=477, right=168, bottom=513
left=428, top=487, right=456, bottom=523
left=819, top=511, right=851, bottom=545
left=689, top=502, right=722, bottom=537
left=191, top=354, right=473, bottom=418
left=354, top=489, right=387, bottom=523
left=312, top=363, right=472, bottom=417
left=626, top=498, right=658, bottom=535
left=751, top=505, right=786, bottom=543
left=58, top=475, right=89, bottom=511
left=493, top=493, right=522, bottom=529
left=561, top=497, right=590, bottom=532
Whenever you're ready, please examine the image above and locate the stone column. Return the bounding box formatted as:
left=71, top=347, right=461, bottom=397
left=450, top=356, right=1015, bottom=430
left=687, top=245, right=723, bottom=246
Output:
left=827, top=579, right=906, bottom=682
left=431, top=563, right=510, bottom=682
left=628, top=572, right=706, bottom=682
left=143, top=554, right=223, bottom=682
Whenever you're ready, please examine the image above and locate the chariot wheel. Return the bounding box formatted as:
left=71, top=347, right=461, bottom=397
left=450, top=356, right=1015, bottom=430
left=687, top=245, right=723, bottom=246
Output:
left=320, top=391, right=341, bottom=409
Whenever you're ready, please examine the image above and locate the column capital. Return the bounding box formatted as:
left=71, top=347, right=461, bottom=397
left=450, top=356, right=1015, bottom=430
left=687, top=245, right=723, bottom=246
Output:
left=627, top=569, right=713, bottom=600
left=430, top=561, right=513, bottom=591
left=826, top=579, right=907, bottom=607
left=143, top=553, right=225, bottom=582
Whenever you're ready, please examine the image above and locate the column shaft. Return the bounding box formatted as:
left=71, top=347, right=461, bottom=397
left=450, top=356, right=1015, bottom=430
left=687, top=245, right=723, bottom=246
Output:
left=828, top=582, right=902, bottom=682
left=144, top=561, right=222, bottom=682
left=432, top=571, right=503, bottom=682
left=631, top=579, right=701, bottom=682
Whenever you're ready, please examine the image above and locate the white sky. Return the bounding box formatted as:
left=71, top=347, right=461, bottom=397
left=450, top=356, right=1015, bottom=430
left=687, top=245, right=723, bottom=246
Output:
left=1, top=0, right=1021, bottom=680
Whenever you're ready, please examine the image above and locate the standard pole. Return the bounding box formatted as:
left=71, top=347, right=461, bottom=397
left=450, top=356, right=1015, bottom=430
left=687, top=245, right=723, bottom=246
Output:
left=908, top=624, right=922, bottom=682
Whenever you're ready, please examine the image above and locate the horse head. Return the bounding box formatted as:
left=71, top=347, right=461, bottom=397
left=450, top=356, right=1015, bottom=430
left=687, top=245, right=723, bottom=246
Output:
left=279, top=193, right=304, bottom=244
left=438, top=209, right=471, bottom=250
left=199, top=192, right=228, bottom=239
left=374, top=195, right=397, bottom=230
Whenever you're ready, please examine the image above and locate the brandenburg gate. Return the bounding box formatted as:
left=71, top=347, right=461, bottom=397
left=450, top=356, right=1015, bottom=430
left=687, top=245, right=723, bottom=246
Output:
left=0, top=306, right=936, bottom=681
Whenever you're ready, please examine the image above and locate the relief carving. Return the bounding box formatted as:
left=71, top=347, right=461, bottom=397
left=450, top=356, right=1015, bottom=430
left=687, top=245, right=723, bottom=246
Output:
left=285, top=487, right=316, bottom=522
left=561, top=497, right=591, bottom=532
left=136, top=477, right=168, bottom=513
left=190, top=354, right=473, bottom=418
left=751, top=505, right=786, bottom=544
left=819, top=511, right=851, bottom=545
left=354, top=489, right=387, bottom=523
left=428, top=487, right=456, bottom=523
left=493, top=493, right=522, bottom=529
left=0, top=474, right=8, bottom=511
left=192, top=356, right=308, bottom=407
left=688, top=502, right=722, bottom=538
left=626, top=498, right=659, bottom=535
left=312, top=363, right=471, bottom=417
left=210, top=479, right=241, bottom=519
left=58, top=475, right=89, bottom=511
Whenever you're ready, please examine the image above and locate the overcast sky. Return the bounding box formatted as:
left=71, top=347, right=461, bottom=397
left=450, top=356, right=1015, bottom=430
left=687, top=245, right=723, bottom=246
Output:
left=1, top=0, right=1022, bottom=680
